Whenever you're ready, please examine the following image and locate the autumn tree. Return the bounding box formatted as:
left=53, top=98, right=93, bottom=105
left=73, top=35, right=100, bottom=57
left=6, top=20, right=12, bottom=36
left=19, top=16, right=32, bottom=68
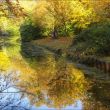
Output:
left=0, top=0, right=26, bottom=18
left=82, top=0, right=110, bottom=22
left=32, top=0, right=93, bottom=38
left=46, top=0, right=73, bottom=38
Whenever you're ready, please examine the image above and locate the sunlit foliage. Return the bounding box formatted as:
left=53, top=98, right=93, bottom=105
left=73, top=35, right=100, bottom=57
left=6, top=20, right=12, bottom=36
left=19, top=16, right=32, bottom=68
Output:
left=0, top=0, right=26, bottom=18
left=19, top=0, right=36, bottom=14
left=0, top=51, right=10, bottom=70
left=85, top=0, right=110, bottom=21
left=32, top=0, right=93, bottom=37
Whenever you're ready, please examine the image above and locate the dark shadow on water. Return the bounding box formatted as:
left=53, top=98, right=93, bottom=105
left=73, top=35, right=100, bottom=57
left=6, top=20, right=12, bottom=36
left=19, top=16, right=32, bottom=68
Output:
left=91, top=81, right=110, bottom=109
left=21, top=42, right=52, bottom=61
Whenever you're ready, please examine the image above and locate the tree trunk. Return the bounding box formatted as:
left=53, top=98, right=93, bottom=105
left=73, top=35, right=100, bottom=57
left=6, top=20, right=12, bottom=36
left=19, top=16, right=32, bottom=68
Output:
left=52, top=26, right=58, bottom=39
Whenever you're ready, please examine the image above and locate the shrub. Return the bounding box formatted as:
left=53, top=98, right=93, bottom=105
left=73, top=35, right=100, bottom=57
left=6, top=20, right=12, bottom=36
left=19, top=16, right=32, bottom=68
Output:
left=54, top=24, right=74, bottom=37
left=20, top=19, right=45, bottom=42
left=73, top=22, right=110, bottom=55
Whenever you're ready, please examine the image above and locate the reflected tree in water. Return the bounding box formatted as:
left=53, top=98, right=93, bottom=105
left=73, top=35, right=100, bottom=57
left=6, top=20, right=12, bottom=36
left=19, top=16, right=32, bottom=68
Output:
left=0, top=71, right=33, bottom=110
left=11, top=49, right=89, bottom=108
left=4, top=43, right=110, bottom=110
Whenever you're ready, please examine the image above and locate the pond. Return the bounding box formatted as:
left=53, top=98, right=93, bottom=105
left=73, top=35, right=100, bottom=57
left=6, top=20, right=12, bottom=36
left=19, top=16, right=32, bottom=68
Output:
left=0, top=38, right=110, bottom=110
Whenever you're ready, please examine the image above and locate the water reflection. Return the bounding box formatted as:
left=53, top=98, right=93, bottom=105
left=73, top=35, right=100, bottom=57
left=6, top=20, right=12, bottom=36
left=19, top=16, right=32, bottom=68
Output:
left=0, top=40, right=110, bottom=110
left=7, top=42, right=89, bottom=109
left=0, top=51, right=11, bottom=71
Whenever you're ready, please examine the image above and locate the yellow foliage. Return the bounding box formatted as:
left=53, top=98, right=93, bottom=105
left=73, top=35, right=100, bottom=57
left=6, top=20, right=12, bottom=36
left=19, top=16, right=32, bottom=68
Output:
left=32, top=0, right=93, bottom=30
left=0, top=51, right=10, bottom=71
left=19, top=0, right=36, bottom=13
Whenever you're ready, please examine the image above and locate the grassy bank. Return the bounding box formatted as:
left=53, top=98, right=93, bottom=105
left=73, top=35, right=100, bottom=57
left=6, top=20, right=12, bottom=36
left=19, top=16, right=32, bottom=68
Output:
left=32, top=37, right=73, bottom=53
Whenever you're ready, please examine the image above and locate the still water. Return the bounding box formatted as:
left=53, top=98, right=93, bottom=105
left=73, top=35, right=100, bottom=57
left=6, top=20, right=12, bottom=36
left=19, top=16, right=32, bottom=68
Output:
left=0, top=40, right=110, bottom=110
